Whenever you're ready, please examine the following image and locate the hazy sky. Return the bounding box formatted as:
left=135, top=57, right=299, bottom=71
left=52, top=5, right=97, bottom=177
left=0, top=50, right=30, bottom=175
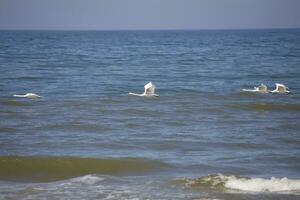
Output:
left=0, top=0, right=299, bottom=30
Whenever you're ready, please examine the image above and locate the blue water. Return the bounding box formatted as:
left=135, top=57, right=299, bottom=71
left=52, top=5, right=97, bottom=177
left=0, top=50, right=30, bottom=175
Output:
left=0, top=29, right=300, bottom=199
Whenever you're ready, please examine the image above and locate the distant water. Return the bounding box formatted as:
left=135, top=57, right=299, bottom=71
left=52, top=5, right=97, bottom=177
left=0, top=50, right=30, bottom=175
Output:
left=0, top=29, right=300, bottom=199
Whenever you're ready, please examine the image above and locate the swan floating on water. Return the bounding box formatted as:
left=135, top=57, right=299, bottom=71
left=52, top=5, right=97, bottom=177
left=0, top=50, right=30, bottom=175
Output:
left=271, top=83, right=290, bottom=94
left=13, top=93, right=42, bottom=98
left=242, top=84, right=268, bottom=93
left=129, top=82, right=159, bottom=97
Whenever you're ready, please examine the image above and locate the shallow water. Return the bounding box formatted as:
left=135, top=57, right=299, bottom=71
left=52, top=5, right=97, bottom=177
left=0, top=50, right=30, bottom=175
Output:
left=0, top=29, right=300, bottom=199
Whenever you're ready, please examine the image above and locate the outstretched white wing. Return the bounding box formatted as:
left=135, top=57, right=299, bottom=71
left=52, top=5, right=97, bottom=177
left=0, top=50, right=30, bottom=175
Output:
left=276, top=83, right=286, bottom=92
left=257, top=84, right=268, bottom=93
left=271, top=83, right=290, bottom=93
left=144, top=82, right=155, bottom=95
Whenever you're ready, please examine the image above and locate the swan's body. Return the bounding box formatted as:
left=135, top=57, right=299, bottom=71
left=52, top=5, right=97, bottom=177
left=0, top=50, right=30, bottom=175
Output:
left=242, top=84, right=268, bottom=93
left=129, top=82, right=159, bottom=97
left=271, top=83, right=290, bottom=94
left=13, top=93, right=42, bottom=98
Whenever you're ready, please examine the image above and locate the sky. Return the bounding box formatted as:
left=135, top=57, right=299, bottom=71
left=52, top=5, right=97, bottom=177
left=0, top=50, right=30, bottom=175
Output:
left=0, top=0, right=299, bottom=30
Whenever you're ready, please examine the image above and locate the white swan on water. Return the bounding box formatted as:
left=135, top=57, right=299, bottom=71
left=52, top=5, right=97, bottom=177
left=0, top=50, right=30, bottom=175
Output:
left=271, top=83, right=290, bottom=94
left=13, top=93, right=42, bottom=98
left=242, top=84, right=268, bottom=93
left=129, top=82, right=159, bottom=97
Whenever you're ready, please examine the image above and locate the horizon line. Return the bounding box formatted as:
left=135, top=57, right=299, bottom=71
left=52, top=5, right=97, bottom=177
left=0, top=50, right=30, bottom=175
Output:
left=0, top=27, right=300, bottom=32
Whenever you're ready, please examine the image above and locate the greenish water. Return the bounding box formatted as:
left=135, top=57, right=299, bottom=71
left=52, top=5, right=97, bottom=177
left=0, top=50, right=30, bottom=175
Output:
left=0, top=156, right=168, bottom=182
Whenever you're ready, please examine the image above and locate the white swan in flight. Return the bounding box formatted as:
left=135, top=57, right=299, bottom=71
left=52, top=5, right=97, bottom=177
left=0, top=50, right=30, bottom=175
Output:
left=242, top=84, right=268, bottom=93
left=13, top=93, right=42, bottom=98
left=129, top=82, right=159, bottom=97
left=271, top=83, right=290, bottom=93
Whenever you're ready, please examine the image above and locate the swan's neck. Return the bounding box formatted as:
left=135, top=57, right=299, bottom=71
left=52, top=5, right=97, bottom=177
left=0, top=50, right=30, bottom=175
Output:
left=13, top=94, right=25, bottom=97
left=129, top=92, right=143, bottom=96
left=129, top=92, right=159, bottom=97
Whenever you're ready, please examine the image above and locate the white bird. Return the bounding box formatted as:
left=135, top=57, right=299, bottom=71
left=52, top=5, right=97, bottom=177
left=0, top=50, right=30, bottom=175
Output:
left=271, top=83, right=290, bottom=94
left=242, top=84, right=268, bottom=93
left=13, top=93, right=42, bottom=98
left=129, top=82, right=159, bottom=97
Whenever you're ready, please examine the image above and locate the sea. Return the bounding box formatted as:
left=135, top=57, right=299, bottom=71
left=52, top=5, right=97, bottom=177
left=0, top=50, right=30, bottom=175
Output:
left=0, top=29, right=300, bottom=200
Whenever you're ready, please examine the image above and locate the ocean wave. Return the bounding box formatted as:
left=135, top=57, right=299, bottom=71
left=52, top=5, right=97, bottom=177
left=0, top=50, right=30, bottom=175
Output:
left=36, top=123, right=113, bottom=132
left=0, top=156, right=168, bottom=182
left=7, top=76, right=46, bottom=80
left=178, top=174, right=300, bottom=193
left=0, top=99, right=33, bottom=107
left=231, top=103, right=300, bottom=112
left=63, top=174, right=106, bottom=185
left=0, top=127, right=17, bottom=133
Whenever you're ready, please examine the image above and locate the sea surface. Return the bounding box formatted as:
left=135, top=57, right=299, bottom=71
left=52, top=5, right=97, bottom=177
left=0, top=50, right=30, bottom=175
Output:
left=0, top=29, right=300, bottom=200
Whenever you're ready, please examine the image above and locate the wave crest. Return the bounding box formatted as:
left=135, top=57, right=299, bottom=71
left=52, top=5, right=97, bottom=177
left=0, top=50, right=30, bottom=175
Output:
left=0, top=156, right=168, bottom=182
left=179, top=174, right=300, bottom=193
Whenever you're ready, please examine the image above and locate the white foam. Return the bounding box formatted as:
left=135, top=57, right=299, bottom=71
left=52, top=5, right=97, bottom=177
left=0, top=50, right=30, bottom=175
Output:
left=69, top=175, right=105, bottom=185
left=222, top=175, right=300, bottom=193
left=182, top=174, right=300, bottom=194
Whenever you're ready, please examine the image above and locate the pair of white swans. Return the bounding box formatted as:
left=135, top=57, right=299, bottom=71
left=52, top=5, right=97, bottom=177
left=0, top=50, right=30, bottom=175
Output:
left=13, top=82, right=159, bottom=99
left=242, top=83, right=290, bottom=94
